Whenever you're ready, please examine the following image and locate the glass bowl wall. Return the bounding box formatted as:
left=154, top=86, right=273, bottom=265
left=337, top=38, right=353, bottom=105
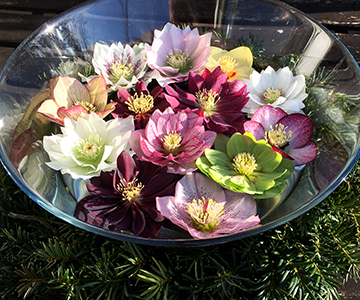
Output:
left=0, top=0, right=359, bottom=246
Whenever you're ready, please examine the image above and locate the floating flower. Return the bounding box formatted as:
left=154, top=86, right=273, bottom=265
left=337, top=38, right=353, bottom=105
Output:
left=145, top=22, right=212, bottom=85
left=37, top=75, right=115, bottom=126
left=196, top=132, right=295, bottom=198
left=165, top=67, right=249, bottom=134
left=90, top=42, right=148, bottom=91
left=243, top=105, right=317, bottom=166
left=74, top=151, right=178, bottom=237
left=156, top=172, right=260, bottom=239
left=129, top=107, right=216, bottom=174
left=242, top=66, right=307, bottom=115
left=204, top=46, right=254, bottom=81
left=113, top=81, right=169, bottom=129
left=43, top=112, right=134, bottom=179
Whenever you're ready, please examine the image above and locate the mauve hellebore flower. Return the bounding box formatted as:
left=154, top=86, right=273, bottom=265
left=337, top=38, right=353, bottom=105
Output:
left=156, top=172, right=261, bottom=239
left=243, top=105, right=317, bottom=166
left=244, top=105, right=317, bottom=166
left=145, top=22, right=212, bottom=85
left=129, top=107, right=217, bottom=174
left=165, top=67, right=249, bottom=134
left=113, top=81, right=169, bottom=129
left=75, top=151, right=178, bottom=237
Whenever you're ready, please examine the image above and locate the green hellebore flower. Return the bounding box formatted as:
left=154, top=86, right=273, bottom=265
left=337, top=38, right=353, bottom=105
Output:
left=196, top=132, right=295, bottom=199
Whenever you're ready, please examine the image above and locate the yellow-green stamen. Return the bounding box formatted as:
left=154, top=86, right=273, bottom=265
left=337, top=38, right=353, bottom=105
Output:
left=73, top=101, right=96, bottom=113
left=196, top=89, right=219, bottom=114
left=125, top=93, right=154, bottom=114
left=263, top=87, right=282, bottom=104
left=233, top=153, right=258, bottom=176
left=109, top=61, right=134, bottom=83
left=217, top=55, right=236, bottom=78
left=166, top=49, right=191, bottom=73
left=162, top=131, right=182, bottom=155
left=75, top=134, right=104, bottom=160
left=117, top=179, right=144, bottom=202
left=186, top=197, right=224, bottom=232
left=266, top=124, right=292, bottom=148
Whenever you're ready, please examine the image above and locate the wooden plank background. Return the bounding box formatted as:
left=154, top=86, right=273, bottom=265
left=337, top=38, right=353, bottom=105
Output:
left=0, top=0, right=360, bottom=70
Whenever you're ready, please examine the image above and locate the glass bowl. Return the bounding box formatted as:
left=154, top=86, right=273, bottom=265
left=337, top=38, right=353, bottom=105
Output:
left=0, top=0, right=359, bottom=246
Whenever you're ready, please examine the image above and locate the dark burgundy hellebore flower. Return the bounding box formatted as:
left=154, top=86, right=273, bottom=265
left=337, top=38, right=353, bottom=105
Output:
left=74, top=151, right=179, bottom=237
left=164, top=66, right=249, bottom=134
left=112, top=81, right=169, bottom=129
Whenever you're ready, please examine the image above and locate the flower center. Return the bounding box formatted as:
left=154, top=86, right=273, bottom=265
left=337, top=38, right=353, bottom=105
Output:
left=117, top=179, right=144, bottom=202
left=162, top=131, right=182, bottom=155
left=266, top=124, right=292, bottom=148
left=73, top=101, right=96, bottom=113
left=109, top=61, right=134, bottom=83
left=125, top=93, right=154, bottom=114
left=196, top=89, right=219, bottom=114
left=233, top=153, right=258, bottom=176
left=166, top=49, right=192, bottom=74
left=74, top=134, right=104, bottom=160
left=186, top=197, right=224, bottom=232
left=217, top=55, right=236, bottom=78
left=263, top=87, right=282, bottom=104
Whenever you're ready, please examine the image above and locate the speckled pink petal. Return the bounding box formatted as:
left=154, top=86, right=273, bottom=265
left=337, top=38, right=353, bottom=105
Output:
left=286, top=140, right=317, bottom=166
left=250, top=105, right=287, bottom=131
left=277, top=113, right=313, bottom=149
left=57, top=105, right=89, bottom=121
left=243, top=121, right=265, bottom=140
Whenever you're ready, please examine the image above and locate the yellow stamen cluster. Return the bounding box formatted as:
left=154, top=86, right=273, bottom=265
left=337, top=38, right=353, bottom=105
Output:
left=186, top=197, right=225, bottom=232
left=195, top=89, right=219, bottom=113
left=109, top=61, right=134, bottom=83
left=76, top=134, right=104, bottom=160
left=73, top=101, right=96, bottom=113
left=117, top=179, right=144, bottom=202
left=266, top=124, right=292, bottom=148
left=217, top=55, right=236, bottom=78
left=162, top=131, right=182, bottom=155
left=263, top=87, right=282, bottom=104
left=125, top=93, right=154, bottom=114
left=233, top=152, right=258, bottom=176
left=166, top=49, right=191, bottom=72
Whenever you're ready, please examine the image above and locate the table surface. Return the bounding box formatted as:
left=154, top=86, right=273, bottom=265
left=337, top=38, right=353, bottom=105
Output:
left=0, top=0, right=359, bottom=298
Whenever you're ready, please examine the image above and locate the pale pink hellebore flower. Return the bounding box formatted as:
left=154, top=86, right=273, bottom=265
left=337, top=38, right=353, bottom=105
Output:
left=145, top=23, right=212, bottom=86
left=156, top=172, right=261, bottom=239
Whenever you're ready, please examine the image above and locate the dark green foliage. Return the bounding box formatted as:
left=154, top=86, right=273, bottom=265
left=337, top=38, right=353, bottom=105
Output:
left=1, top=159, right=360, bottom=299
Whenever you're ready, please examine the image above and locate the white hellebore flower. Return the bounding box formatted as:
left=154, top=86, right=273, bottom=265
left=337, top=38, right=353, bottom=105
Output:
left=92, top=42, right=148, bottom=91
left=242, top=66, right=307, bottom=115
left=43, top=112, right=134, bottom=180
